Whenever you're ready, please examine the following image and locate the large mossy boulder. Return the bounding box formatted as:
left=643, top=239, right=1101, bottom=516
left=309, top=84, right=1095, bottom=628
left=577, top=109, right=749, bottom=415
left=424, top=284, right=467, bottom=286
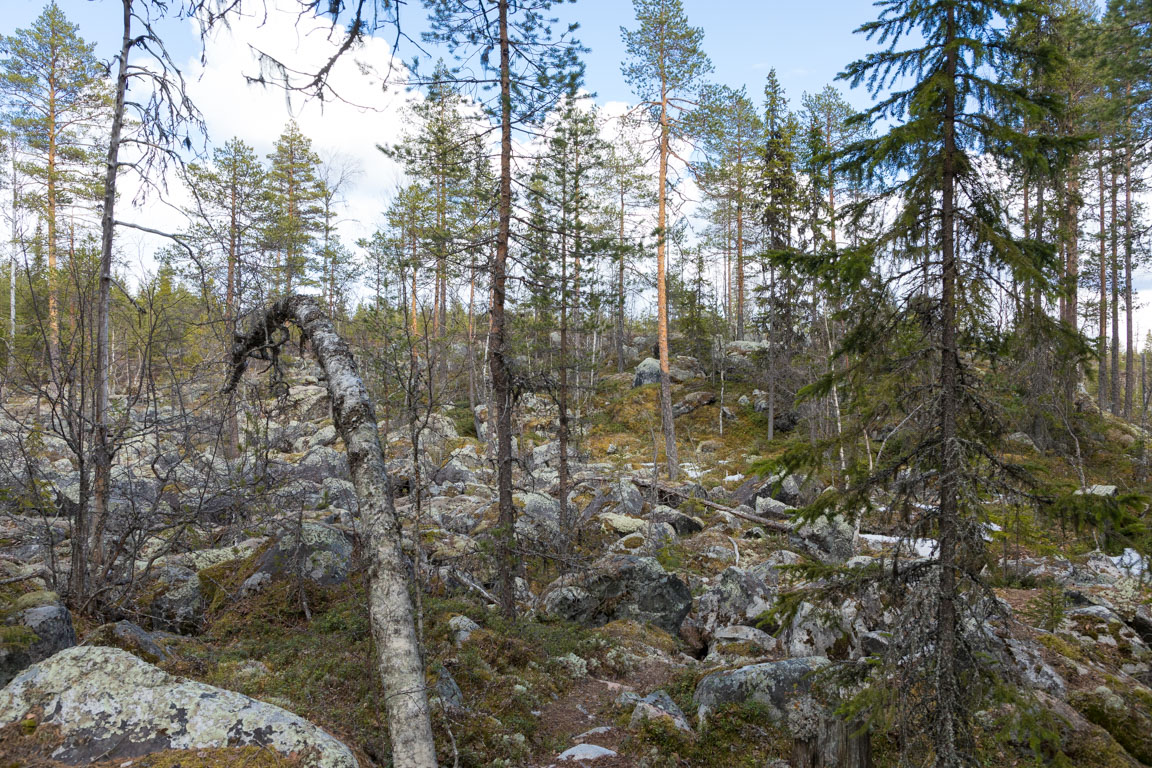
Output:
left=141, top=565, right=205, bottom=635
left=0, top=592, right=76, bottom=686
left=253, top=522, right=353, bottom=586
left=0, top=646, right=357, bottom=767
left=693, top=656, right=831, bottom=721
left=542, top=554, right=691, bottom=633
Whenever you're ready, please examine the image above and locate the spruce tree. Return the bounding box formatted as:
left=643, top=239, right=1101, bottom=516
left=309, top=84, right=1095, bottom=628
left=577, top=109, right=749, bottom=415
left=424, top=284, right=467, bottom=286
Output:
left=789, top=1, right=1070, bottom=763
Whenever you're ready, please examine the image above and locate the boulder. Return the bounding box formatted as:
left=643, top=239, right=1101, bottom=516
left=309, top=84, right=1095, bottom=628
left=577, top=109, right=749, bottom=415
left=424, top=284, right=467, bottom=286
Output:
left=514, top=492, right=562, bottom=543
left=612, top=479, right=646, bottom=517
left=542, top=555, right=692, bottom=634
left=0, top=646, right=356, bottom=767
left=599, top=512, right=647, bottom=536
left=253, top=522, right=353, bottom=586
left=633, top=357, right=662, bottom=388
left=693, top=656, right=831, bottom=721
left=630, top=690, right=691, bottom=732
left=87, top=620, right=172, bottom=664
left=648, top=505, right=704, bottom=535
left=695, top=566, right=778, bottom=634
left=142, top=565, right=205, bottom=634
left=673, top=391, right=716, bottom=416
left=557, top=743, right=617, bottom=761
left=321, top=477, right=358, bottom=511
left=792, top=513, right=856, bottom=564
left=297, top=446, right=350, bottom=483
left=0, top=594, right=76, bottom=687
left=1006, top=431, right=1038, bottom=452
left=284, top=384, right=330, bottom=422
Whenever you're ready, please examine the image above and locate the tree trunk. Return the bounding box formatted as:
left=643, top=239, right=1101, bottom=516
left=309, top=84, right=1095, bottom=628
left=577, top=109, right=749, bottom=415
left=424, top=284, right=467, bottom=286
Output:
left=1099, top=150, right=1107, bottom=412
left=227, top=295, right=438, bottom=768
left=657, top=91, right=678, bottom=481
left=617, top=182, right=626, bottom=373
left=935, top=9, right=962, bottom=766
left=1111, top=161, right=1120, bottom=415
left=90, top=0, right=133, bottom=594
left=493, top=0, right=518, bottom=618
left=224, top=175, right=240, bottom=459
left=47, top=80, right=59, bottom=369
left=1124, top=139, right=1134, bottom=420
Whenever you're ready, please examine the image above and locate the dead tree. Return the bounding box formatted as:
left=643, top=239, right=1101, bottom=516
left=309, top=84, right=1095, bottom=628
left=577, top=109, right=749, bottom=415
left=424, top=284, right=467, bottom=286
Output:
left=226, top=294, right=437, bottom=768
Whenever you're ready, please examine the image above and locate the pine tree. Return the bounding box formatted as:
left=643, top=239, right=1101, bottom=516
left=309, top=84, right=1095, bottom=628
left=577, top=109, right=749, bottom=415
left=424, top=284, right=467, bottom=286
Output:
left=265, top=120, right=324, bottom=297
left=606, top=125, right=652, bottom=373
left=531, top=96, right=609, bottom=553
left=384, top=61, right=487, bottom=343
left=696, top=84, right=761, bottom=341
left=757, top=70, right=800, bottom=441
left=621, top=0, right=713, bottom=482
left=0, top=2, right=109, bottom=366
left=182, top=137, right=269, bottom=458
left=424, top=0, right=584, bottom=618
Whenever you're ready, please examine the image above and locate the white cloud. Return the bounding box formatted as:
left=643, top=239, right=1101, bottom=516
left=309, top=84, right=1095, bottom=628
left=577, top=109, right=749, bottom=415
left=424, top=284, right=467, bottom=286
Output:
left=115, top=0, right=416, bottom=280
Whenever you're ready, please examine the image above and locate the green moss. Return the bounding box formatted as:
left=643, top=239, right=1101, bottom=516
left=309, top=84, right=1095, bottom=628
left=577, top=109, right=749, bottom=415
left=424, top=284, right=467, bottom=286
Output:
left=1071, top=689, right=1152, bottom=764
left=0, top=625, right=37, bottom=652
left=623, top=702, right=791, bottom=768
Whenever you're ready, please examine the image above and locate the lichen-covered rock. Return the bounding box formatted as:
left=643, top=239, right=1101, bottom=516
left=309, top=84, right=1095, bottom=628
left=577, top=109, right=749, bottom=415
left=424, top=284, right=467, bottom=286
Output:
left=514, top=492, right=562, bottom=543
left=599, top=512, right=647, bottom=536
left=0, top=646, right=357, bottom=767
left=673, top=391, right=716, bottom=416
left=142, top=565, right=205, bottom=634
left=630, top=690, right=691, bottom=732
left=648, top=505, right=704, bottom=535
left=542, top=555, right=692, bottom=634
left=695, top=566, right=778, bottom=634
left=0, top=593, right=76, bottom=686
left=86, top=621, right=172, bottom=664
left=693, top=656, right=831, bottom=721
left=284, top=383, right=330, bottom=422
left=254, top=523, right=353, bottom=586
left=632, top=357, right=662, bottom=388
left=792, top=513, right=856, bottom=564
left=612, top=479, right=646, bottom=517
left=297, top=446, right=351, bottom=483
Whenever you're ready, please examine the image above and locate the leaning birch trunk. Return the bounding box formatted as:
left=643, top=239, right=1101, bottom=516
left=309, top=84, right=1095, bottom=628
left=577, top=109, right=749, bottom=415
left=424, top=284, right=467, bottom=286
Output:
left=226, top=295, right=438, bottom=768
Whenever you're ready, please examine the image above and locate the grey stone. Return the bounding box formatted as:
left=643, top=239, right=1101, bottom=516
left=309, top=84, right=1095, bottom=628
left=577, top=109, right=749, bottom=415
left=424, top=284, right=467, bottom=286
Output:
left=94, top=621, right=172, bottom=664
left=755, top=496, right=794, bottom=518
left=448, top=614, right=481, bottom=644
left=630, top=690, right=691, bottom=732
left=0, top=598, right=76, bottom=687
left=433, top=666, right=465, bottom=711
left=542, top=555, right=692, bottom=634
left=514, top=492, right=562, bottom=543
left=696, top=566, right=778, bottom=633
left=254, top=522, right=353, bottom=586
left=693, top=656, right=831, bottom=721
left=632, top=358, right=662, bottom=388
left=321, top=477, right=357, bottom=511
left=613, top=479, right=646, bottom=517
left=792, top=514, right=856, bottom=564
left=648, top=505, right=704, bottom=535
left=144, top=565, right=204, bottom=634
left=673, top=391, right=716, bottom=416
left=557, top=743, right=617, bottom=761
left=0, top=646, right=356, bottom=767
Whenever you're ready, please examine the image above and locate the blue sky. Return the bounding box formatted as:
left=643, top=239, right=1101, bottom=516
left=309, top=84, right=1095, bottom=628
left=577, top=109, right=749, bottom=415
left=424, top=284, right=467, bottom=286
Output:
left=1, top=0, right=881, bottom=114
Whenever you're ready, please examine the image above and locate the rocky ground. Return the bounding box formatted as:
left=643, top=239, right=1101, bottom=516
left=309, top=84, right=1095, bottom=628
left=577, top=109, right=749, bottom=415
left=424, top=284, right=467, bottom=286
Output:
left=0, top=342, right=1149, bottom=767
